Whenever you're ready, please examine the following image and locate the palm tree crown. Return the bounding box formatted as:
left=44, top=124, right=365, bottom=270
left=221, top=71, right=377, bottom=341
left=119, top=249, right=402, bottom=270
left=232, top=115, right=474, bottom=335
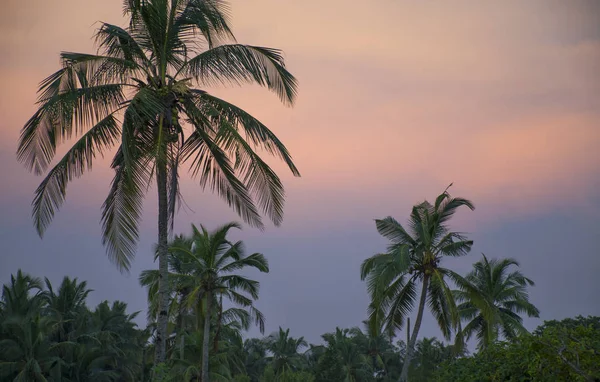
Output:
left=264, top=327, right=308, bottom=374
left=454, top=254, right=540, bottom=350
left=140, top=221, right=269, bottom=380
left=17, top=0, right=298, bottom=270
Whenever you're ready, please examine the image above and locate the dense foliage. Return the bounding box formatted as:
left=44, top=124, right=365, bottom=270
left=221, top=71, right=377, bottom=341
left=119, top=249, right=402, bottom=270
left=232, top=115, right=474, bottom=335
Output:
left=5, top=273, right=594, bottom=382
left=3, top=272, right=597, bottom=382
left=433, top=316, right=600, bottom=382
left=0, top=270, right=148, bottom=381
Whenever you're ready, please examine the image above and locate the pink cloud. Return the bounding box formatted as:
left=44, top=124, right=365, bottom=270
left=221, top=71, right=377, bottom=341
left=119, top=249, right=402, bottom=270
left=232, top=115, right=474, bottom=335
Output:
left=1, top=0, right=598, bottom=232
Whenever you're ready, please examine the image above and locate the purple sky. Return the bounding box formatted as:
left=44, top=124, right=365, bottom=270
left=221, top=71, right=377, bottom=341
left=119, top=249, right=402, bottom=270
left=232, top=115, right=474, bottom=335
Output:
left=1, top=0, right=599, bottom=344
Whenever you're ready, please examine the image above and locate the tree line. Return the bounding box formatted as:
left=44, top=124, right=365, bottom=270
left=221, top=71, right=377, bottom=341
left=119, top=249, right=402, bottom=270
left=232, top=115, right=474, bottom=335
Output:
left=2, top=260, right=599, bottom=380
left=10, top=0, right=600, bottom=380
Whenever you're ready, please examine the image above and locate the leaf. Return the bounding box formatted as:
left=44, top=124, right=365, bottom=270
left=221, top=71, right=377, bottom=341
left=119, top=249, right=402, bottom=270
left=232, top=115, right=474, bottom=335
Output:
left=32, top=114, right=121, bottom=236
left=186, top=44, right=298, bottom=105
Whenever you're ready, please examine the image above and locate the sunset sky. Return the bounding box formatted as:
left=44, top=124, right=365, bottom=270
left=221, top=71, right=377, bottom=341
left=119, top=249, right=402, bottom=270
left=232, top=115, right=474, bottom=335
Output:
left=0, top=0, right=599, bottom=343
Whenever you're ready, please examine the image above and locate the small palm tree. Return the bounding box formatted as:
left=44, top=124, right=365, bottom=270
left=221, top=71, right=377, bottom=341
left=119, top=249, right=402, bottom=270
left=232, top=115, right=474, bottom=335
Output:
left=17, top=0, right=299, bottom=363
left=408, top=337, right=454, bottom=382
left=322, top=328, right=372, bottom=382
left=350, top=323, right=397, bottom=378
left=141, top=221, right=269, bottom=382
left=360, top=185, right=475, bottom=382
left=0, top=270, right=44, bottom=318
left=454, top=254, right=540, bottom=350
left=42, top=276, right=92, bottom=343
left=244, top=337, right=269, bottom=379
left=264, top=327, right=308, bottom=374
left=0, top=271, right=59, bottom=381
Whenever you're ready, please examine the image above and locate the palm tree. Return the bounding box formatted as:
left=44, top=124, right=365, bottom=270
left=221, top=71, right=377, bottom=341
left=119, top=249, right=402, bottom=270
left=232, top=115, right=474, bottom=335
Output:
left=321, top=328, right=372, bottom=382
left=0, top=313, right=62, bottom=381
left=0, top=271, right=58, bottom=381
left=349, top=323, right=397, bottom=379
left=360, top=185, right=475, bottom=382
left=141, top=222, right=269, bottom=381
left=17, top=0, right=299, bottom=364
left=72, top=300, right=145, bottom=381
left=244, top=338, right=269, bottom=380
left=454, top=254, right=540, bottom=350
left=264, top=327, right=308, bottom=374
left=42, top=276, right=92, bottom=344
left=0, top=270, right=44, bottom=318
left=408, top=337, right=454, bottom=382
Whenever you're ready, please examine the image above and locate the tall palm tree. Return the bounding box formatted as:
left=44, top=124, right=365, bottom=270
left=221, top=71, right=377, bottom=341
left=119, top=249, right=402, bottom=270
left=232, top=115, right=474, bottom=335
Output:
left=454, top=254, right=540, bottom=350
left=141, top=222, right=269, bottom=381
left=17, top=0, right=299, bottom=364
left=360, top=185, right=475, bottom=382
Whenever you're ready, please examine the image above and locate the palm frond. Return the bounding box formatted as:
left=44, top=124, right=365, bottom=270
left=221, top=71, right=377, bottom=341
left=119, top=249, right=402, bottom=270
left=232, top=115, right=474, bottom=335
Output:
left=220, top=253, right=269, bottom=273
left=32, top=114, right=121, bottom=237
left=59, top=52, right=141, bottom=85
left=100, top=148, right=150, bottom=273
left=94, top=22, right=151, bottom=66
left=181, top=101, right=263, bottom=228
left=383, top=276, right=418, bottom=333
left=174, top=0, right=235, bottom=48
left=427, top=271, right=454, bottom=340
left=375, top=217, right=416, bottom=245
left=186, top=44, right=298, bottom=105
left=17, top=72, right=125, bottom=175
left=199, top=92, right=299, bottom=175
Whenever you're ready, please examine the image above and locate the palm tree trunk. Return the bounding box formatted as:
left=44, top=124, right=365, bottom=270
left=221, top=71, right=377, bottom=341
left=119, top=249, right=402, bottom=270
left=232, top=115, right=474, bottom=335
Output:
left=202, top=291, right=212, bottom=382
left=155, top=157, right=169, bottom=365
left=213, top=296, right=223, bottom=352
left=399, top=274, right=430, bottom=382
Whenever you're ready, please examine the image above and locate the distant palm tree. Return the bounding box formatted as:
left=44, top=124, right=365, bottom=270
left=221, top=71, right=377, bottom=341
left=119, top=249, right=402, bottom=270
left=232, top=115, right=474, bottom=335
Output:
left=74, top=300, right=144, bottom=380
left=141, top=222, right=268, bottom=382
left=322, top=328, right=372, bottom=382
left=361, top=185, right=475, bottom=382
left=0, top=271, right=57, bottom=381
left=244, top=337, right=269, bottom=379
left=264, top=327, right=308, bottom=374
left=454, top=254, right=540, bottom=350
left=0, top=270, right=44, bottom=318
left=42, top=276, right=92, bottom=343
left=17, top=0, right=299, bottom=364
left=349, top=322, right=396, bottom=377
left=408, top=337, right=454, bottom=382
